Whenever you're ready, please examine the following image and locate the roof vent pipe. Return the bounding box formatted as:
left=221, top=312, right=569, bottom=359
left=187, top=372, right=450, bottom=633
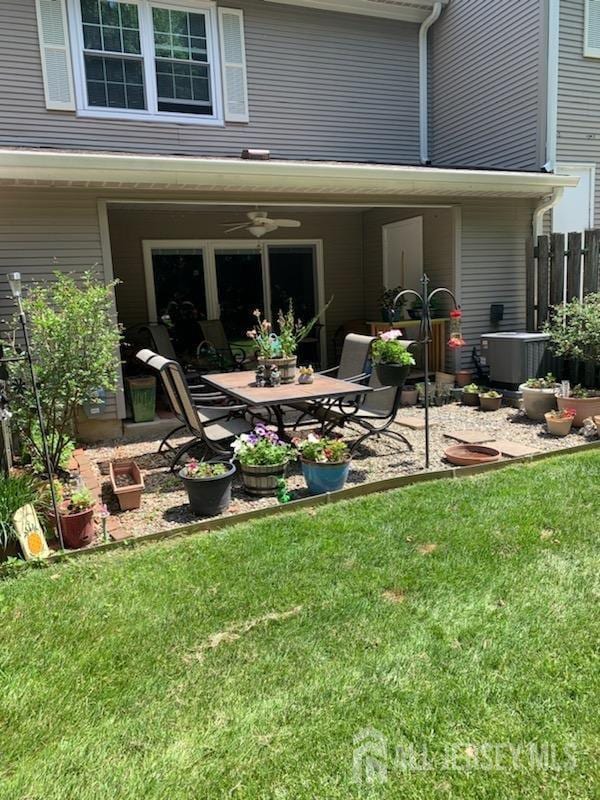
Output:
left=419, top=1, right=444, bottom=165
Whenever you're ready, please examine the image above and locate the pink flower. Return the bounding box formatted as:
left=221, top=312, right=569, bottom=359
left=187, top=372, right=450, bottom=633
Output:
left=380, top=329, right=403, bottom=341
left=246, top=329, right=257, bottom=339
left=99, top=503, right=110, bottom=519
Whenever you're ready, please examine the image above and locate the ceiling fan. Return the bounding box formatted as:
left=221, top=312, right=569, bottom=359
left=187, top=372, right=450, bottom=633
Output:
left=224, top=210, right=301, bottom=238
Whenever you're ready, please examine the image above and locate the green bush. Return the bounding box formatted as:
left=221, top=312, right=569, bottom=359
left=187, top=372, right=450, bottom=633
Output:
left=545, top=294, right=600, bottom=385
left=3, top=272, right=121, bottom=475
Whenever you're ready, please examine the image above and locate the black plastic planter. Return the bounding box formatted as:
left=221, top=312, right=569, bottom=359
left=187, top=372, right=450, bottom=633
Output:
left=179, top=462, right=236, bottom=517
left=375, top=363, right=410, bottom=387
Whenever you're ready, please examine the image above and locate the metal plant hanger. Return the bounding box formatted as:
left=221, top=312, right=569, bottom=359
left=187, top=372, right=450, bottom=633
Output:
left=392, top=273, right=461, bottom=468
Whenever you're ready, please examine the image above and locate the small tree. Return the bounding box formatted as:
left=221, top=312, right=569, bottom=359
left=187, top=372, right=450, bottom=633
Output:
left=544, top=293, right=600, bottom=386
left=3, top=272, right=121, bottom=474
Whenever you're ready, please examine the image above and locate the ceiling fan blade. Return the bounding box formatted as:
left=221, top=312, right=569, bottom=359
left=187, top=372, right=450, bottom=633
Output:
left=224, top=223, right=250, bottom=232
left=271, top=219, right=301, bottom=228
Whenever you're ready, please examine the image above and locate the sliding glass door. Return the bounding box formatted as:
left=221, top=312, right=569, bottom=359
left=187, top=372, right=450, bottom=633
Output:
left=145, top=240, right=323, bottom=361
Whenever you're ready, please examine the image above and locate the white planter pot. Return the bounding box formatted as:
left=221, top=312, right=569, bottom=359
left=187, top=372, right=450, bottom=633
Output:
left=518, top=384, right=559, bottom=422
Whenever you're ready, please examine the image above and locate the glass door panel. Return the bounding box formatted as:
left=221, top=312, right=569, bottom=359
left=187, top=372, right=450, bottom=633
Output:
left=214, top=248, right=264, bottom=338
left=151, top=248, right=206, bottom=359
left=268, top=245, right=317, bottom=322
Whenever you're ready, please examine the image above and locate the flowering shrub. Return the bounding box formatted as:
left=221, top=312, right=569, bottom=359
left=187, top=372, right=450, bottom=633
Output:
left=371, top=330, right=416, bottom=366
left=181, top=460, right=229, bottom=479
left=295, top=433, right=349, bottom=464
left=233, top=425, right=294, bottom=466
left=247, top=298, right=332, bottom=358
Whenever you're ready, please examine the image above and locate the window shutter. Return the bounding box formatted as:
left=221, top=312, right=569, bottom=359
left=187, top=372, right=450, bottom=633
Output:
left=585, top=0, right=600, bottom=57
left=218, top=8, right=249, bottom=123
left=35, top=0, right=75, bottom=110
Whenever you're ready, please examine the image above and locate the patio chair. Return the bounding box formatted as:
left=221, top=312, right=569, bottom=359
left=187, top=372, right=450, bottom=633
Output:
left=320, top=333, right=375, bottom=382
left=322, top=342, right=417, bottom=455
left=136, top=349, right=252, bottom=470
left=126, top=323, right=204, bottom=382
left=198, top=319, right=251, bottom=371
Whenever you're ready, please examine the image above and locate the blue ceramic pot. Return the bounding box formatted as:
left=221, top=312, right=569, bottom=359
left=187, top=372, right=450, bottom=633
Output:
left=301, top=458, right=351, bottom=495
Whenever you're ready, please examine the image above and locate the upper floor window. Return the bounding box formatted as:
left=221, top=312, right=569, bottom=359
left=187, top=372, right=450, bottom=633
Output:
left=57, top=0, right=248, bottom=125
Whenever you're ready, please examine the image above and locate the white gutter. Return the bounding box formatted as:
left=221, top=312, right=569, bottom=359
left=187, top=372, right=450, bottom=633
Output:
left=419, top=1, right=444, bottom=165
left=533, top=187, right=565, bottom=238
left=544, top=0, right=560, bottom=171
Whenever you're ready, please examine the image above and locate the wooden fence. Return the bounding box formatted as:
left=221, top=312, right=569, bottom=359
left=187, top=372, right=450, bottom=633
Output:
left=526, top=229, right=600, bottom=385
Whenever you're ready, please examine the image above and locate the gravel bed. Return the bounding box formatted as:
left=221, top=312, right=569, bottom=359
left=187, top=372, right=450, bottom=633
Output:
left=87, top=404, right=596, bottom=538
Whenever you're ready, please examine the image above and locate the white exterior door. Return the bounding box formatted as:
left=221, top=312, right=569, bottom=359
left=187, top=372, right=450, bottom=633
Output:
left=382, top=217, right=423, bottom=294
left=553, top=164, right=595, bottom=233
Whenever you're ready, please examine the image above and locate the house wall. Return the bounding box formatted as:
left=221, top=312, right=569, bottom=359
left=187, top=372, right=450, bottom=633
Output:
left=556, top=0, right=600, bottom=226
left=107, top=206, right=366, bottom=363
left=1, top=0, right=420, bottom=164
left=429, top=0, right=546, bottom=171
left=459, top=201, right=533, bottom=364
left=0, top=187, right=120, bottom=432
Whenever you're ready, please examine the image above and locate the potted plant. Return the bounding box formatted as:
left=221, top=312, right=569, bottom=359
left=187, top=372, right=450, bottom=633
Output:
left=247, top=299, right=331, bottom=384
left=408, top=294, right=444, bottom=320
left=371, top=330, right=416, bottom=386
left=518, top=373, right=559, bottom=421
left=233, top=424, right=294, bottom=496
left=295, top=434, right=351, bottom=495
left=109, top=458, right=144, bottom=511
left=401, top=384, right=418, bottom=406
left=557, top=385, right=600, bottom=427
left=479, top=390, right=503, bottom=411
left=179, top=459, right=236, bottom=516
left=379, top=286, right=404, bottom=323
left=455, top=369, right=473, bottom=388
left=545, top=407, right=576, bottom=437
left=58, top=487, right=95, bottom=549
left=545, top=294, right=600, bottom=426
left=462, top=383, right=481, bottom=406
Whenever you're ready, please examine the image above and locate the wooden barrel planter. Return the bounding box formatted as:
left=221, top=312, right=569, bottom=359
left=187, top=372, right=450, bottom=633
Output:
left=258, top=357, right=297, bottom=384
left=240, top=462, right=287, bottom=496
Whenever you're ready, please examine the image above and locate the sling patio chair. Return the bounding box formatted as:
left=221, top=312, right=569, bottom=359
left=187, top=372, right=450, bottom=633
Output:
left=198, top=319, right=252, bottom=372
left=136, top=349, right=252, bottom=470
left=321, top=342, right=417, bottom=456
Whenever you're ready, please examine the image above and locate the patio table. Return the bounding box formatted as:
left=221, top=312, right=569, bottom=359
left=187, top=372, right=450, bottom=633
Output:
left=201, top=371, right=372, bottom=438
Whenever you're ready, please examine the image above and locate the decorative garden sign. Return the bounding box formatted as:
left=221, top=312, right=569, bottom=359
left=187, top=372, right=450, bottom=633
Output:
left=13, top=504, right=50, bottom=560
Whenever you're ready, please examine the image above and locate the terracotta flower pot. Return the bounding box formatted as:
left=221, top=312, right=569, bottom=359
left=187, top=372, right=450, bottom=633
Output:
left=444, top=444, right=501, bottom=466
left=109, top=459, right=144, bottom=511
left=545, top=413, right=573, bottom=437
left=258, top=356, right=297, bottom=384
left=59, top=504, right=95, bottom=549
left=557, top=395, right=600, bottom=427
left=455, top=370, right=473, bottom=388
left=401, top=386, right=418, bottom=406
left=479, top=394, right=502, bottom=411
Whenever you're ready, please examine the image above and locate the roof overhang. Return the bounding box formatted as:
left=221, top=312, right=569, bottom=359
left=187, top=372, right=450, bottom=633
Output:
left=263, top=0, right=448, bottom=24
left=0, top=149, right=580, bottom=200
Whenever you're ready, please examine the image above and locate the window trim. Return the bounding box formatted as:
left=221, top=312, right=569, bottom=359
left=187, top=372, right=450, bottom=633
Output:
left=67, top=0, right=224, bottom=126
left=584, top=0, right=600, bottom=59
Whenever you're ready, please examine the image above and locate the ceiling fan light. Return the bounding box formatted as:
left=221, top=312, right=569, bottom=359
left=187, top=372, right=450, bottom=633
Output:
left=248, top=225, right=267, bottom=238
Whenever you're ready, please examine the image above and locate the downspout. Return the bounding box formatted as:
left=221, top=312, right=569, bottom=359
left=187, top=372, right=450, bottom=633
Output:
left=419, top=2, right=445, bottom=165
left=544, top=0, right=560, bottom=172
left=533, top=187, right=564, bottom=239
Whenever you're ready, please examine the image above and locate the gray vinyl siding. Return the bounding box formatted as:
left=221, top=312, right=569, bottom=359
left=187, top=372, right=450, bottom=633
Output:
left=556, top=0, right=600, bottom=226
left=459, top=201, right=533, bottom=364
left=429, top=0, right=546, bottom=171
left=0, top=0, right=420, bottom=164
left=0, top=187, right=118, bottom=420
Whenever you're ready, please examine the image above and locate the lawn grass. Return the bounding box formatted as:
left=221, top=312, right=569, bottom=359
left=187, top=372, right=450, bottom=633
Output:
left=0, top=451, right=598, bottom=799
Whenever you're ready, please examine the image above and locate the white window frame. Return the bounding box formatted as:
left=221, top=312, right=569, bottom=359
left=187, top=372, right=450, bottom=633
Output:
left=584, top=0, right=600, bottom=58
left=142, top=238, right=327, bottom=366
left=67, top=0, right=224, bottom=125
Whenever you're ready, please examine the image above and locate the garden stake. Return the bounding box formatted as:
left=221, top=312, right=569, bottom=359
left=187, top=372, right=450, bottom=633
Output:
left=8, top=272, right=65, bottom=551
